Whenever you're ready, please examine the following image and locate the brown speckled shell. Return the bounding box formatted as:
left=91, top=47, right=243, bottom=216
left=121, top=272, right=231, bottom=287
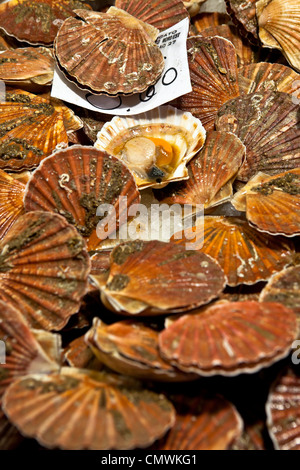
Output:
left=115, top=0, right=189, bottom=31
left=0, top=211, right=90, bottom=330
left=158, top=301, right=298, bottom=376
left=229, top=421, right=266, bottom=450
left=24, top=145, right=141, bottom=251
left=0, top=89, right=68, bottom=172
left=177, top=36, right=240, bottom=131
left=215, top=91, right=300, bottom=181
left=155, top=131, right=245, bottom=209
left=0, top=169, right=25, bottom=239
left=2, top=367, right=176, bottom=450
left=225, top=0, right=259, bottom=41
left=172, top=216, right=294, bottom=286
left=54, top=9, right=164, bottom=96
left=0, top=0, right=92, bottom=46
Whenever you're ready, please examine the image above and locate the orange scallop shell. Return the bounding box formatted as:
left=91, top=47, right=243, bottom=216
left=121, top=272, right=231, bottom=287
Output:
left=177, top=36, right=240, bottom=131
left=54, top=8, right=164, bottom=96
left=64, top=334, right=102, bottom=370
left=172, top=216, right=294, bottom=286
left=97, top=239, right=226, bottom=315
left=0, top=169, right=25, bottom=239
left=2, top=367, right=176, bottom=450
left=0, top=211, right=90, bottom=330
left=115, top=0, right=189, bottom=31
left=158, top=301, right=298, bottom=376
left=192, top=12, right=231, bottom=32
left=0, top=0, right=92, bottom=46
left=155, top=131, right=245, bottom=209
left=0, top=89, right=68, bottom=172
left=24, top=145, right=141, bottom=251
left=216, top=91, right=300, bottom=181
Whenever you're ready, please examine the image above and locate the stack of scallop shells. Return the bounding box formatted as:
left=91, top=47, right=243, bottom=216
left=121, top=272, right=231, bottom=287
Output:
left=0, top=0, right=299, bottom=451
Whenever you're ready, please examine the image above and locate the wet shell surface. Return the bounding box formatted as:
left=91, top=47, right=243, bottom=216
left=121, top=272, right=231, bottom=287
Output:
left=177, top=36, right=240, bottom=131
left=245, top=169, right=300, bottom=236
left=0, top=0, right=92, bottom=46
left=256, top=0, right=300, bottom=72
left=172, top=216, right=294, bottom=286
left=0, top=169, right=25, bottom=239
left=225, top=0, right=259, bottom=40
left=24, top=145, right=141, bottom=251
left=115, top=0, right=189, bottom=31
left=215, top=91, right=300, bottom=181
left=85, top=318, right=197, bottom=382
left=95, top=239, right=226, bottom=315
left=0, top=89, right=68, bottom=172
left=0, top=211, right=90, bottom=330
left=0, top=47, right=54, bottom=87
left=158, top=301, right=298, bottom=376
left=155, top=131, right=245, bottom=209
left=260, top=266, right=300, bottom=318
left=155, top=394, right=243, bottom=450
left=2, top=367, right=176, bottom=450
left=266, top=368, right=300, bottom=450
left=54, top=8, right=164, bottom=96
left=238, top=62, right=300, bottom=96
left=95, top=106, right=206, bottom=189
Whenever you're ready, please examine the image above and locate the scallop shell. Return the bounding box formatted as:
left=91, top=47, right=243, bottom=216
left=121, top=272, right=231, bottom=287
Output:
left=256, top=0, right=300, bottom=72
left=225, top=0, right=259, bottom=41
left=158, top=301, right=298, bottom=376
left=154, top=131, right=245, bottom=209
left=238, top=62, right=300, bottom=96
left=229, top=422, right=266, bottom=450
left=0, top=89, right=68, bottom=172
left=0, top=211, right=90, bottom=330
left=0, top=412, right=23, bottom=450
left=245, top=169, right=300, bottom=236
left=177, top=36, right=240, bottom=131
left=50, top=97, right=83, bottom=134
left=260, top=266, right=300, bottom=318
left=2, top=367, right=176, bottom=450
left=215, top=91, right=300, bottom=181
left=155, top=394, right=243, bottom=450
left=95, top=105, right=206, bottom=189
left=193, top=12, right=231, bottom=32
left=64, top=334, right=102, bottom=370
left=0, top=169, right=25, bottom=239
left=172, top=216, right=294, bottom=286
left=115, top=0, right=189, bottom=31
left=0, top=47, right=54, bottom=88
left=184, top=0, right=205, bottom=18
left=198, top=24, right=258, bottom=67
left=266, top=368, right=300, bottom=450
left=95, top=239, right=226, bottom=315
left=54, top=8, right=164, bottom=96
left=0, top=33, right=13, bottom=52
left=0, top=0, right=92, bottom=46
left=24, top=145, right=141, bottom=251
left=85, top=318, right=197, bottom=381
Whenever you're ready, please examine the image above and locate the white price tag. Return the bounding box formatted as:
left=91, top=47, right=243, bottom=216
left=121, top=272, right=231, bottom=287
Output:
left=51, top=18, right=191, bottom=116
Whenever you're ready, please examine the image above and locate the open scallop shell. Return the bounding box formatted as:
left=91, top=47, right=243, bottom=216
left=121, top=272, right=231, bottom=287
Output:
left=238, top=62, right=300, bottom=96
left=225, top=0, right=259, bottom=41
left=172, top=216, right=294, bottom=286
left=260, top=266, right=300, bottom=319
left=85, top=318, right=197, bottom=381
left=216, top=91, right=300, bottom=181
left=0, top=0, right=92, bottom=46
left=177, top=36, right=240, bottom=131
left=155, top=394, right=243, bottom=450
left=257, top=0, right=300, bottom=72
left=155, top=131, right=245, bottom=209
left=245, top=169, right=300, bottom=236
left=54, top=8, right=164, bottom=96
left=2, top=367, right=176, bottom=450
left=94, top=239, right=226, bottom=315
left=158, top=301, right=298, bottom=376
left=95, top=106, right=206, bottom=189
left=0, top=89, right=68, bottom=172
left=266, top=367, right=300, bottom=450
left=24, top=145, right=141, bottom=251
left=115, top=0, right=189, bottom=31
left=0, top=169, right=25, bottom=239
left=0, top=211, right=90, bottom=330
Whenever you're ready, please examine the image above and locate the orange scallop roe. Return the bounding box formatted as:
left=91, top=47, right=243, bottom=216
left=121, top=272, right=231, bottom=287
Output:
left=148, top=137, right=174, bottom=166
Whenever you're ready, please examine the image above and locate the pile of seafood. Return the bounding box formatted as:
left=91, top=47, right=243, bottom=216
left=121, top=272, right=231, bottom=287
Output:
left=0, top=0, right=299, bottom=451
